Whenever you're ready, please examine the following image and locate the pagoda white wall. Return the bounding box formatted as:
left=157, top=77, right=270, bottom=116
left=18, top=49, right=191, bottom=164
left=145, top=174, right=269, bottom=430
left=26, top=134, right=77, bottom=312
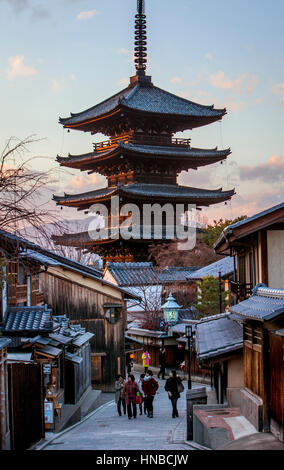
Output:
left=267, top=230, right=284, bottom=289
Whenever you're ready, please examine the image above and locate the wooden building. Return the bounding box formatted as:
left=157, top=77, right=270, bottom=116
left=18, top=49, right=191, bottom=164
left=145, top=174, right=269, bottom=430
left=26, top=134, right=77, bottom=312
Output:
left=0, top=230, right=138, bottom=391
left=103, top=261, right=198, bottom=313
left=52, top=0, right=234, bottom=263
left=8, top=361, right=45, bottom=450
left=230, top=285, right=284, bottom=441
left=0, top=338, right=11, bottom=450
left=214, top=201, right=284, bottom=300
left=195, top=313, right=244, bottom=406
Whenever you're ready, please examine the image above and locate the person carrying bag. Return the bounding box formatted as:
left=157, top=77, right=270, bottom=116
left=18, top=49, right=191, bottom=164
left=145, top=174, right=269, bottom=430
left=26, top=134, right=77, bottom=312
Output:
left=165, top=370, right=184, bottom=418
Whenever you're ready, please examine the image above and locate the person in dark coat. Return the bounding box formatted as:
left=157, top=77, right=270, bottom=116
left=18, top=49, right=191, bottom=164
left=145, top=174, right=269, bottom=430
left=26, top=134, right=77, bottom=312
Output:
left=122, top=374, right=139, bottom=420
left=165, top=370, right=183, bottom=418
left=157, top=347, right=166, bottom=379
left=115, top=374, right=126, bottom=416
left=142, top=369, right=159, bottom=418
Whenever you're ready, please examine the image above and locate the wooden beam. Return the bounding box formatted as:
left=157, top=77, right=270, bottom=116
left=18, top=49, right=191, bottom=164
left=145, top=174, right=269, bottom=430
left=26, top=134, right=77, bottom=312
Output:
left=260, top=230, right=268, bottom=285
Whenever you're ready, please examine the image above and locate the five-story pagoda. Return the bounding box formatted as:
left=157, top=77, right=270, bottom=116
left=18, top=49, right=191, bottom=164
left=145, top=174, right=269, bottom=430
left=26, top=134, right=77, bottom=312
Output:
left=53, top=0, right=235, bottom=263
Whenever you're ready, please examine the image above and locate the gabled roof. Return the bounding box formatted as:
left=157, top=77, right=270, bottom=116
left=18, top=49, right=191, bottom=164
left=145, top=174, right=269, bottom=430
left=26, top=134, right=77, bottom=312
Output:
left=188, top=256, right=234, bottom=280
left=230, top=284, right=284, bottom=322
left=196, top=314, right=243, bottom=361
left=59, top=81, right=226, bottom=131
left=0, top=229, right=138, bottom=300
left=104, top=262, right=199, bottom=287
left=105, top=262, right=158, bottom=286
left=214, top=201, right=284, bottom=253
left=0, top=229, right=102, bottom=278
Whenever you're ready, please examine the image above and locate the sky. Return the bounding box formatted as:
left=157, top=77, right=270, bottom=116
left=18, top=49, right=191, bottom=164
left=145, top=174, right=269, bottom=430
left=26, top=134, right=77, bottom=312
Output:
left=1, top=0, right=284, bottom=225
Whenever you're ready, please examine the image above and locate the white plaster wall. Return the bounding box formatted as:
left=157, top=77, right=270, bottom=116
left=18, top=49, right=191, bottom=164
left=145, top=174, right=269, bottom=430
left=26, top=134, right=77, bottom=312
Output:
left=267, top=230, right=284, bottom=289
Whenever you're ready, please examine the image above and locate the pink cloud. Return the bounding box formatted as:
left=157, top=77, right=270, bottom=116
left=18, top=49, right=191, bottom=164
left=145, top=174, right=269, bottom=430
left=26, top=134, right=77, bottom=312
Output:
left=239, top=154, right=284, bottom=183
left=209, top=71, right=258, bottom=94
left=67, top=173, right=106, bottom=190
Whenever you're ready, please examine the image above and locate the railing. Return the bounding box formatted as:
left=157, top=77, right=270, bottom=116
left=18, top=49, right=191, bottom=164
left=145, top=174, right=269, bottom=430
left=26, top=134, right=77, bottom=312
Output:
left=93, top=134, right=191, bottom=152
left=230, top=281, right=252, bottom=301
left=93, top=134, right=132, bottom=152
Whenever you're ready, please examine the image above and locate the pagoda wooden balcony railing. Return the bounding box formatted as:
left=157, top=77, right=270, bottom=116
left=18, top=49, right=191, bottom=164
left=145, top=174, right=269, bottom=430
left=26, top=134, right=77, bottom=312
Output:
left=230, top=280, right=252, bottom=301
left=93, top=134, right=191, bottom=152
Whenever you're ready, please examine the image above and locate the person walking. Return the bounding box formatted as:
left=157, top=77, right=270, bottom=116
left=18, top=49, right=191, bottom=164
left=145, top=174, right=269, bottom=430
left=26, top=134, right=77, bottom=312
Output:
left=142, top=369, right=159, bottom=418
left=126, top=352, right=133, bottom=375
left=122, top=374, right=139, bottom=420
left=142, top=348, right=151, bottom=374
left=157, top=346, right=166, bottom=379
left=115, top=374, right=126, bottom=416
left=165, top=370, right=183, bottom=418
left=138, top=373, right=147, bottom=415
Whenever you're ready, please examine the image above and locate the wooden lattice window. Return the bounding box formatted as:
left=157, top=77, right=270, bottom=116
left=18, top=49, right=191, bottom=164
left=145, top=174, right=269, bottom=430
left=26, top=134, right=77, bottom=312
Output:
left=244, top=325, right=253, bottom=343
left=244, top=324, right=263, bottom=347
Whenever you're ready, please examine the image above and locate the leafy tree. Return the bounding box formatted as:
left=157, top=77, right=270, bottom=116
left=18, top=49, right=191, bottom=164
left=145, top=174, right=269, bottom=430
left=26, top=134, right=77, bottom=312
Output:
left=202, top=216, right=247, bottom=248
left=195, top=275, right=231, bottom=318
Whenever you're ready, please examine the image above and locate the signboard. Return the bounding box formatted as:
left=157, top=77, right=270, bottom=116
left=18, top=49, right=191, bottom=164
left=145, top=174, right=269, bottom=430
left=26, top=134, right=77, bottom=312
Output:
left=44, top=401, right=54, bottom=424
left=43, top=364, right=51, bottom=375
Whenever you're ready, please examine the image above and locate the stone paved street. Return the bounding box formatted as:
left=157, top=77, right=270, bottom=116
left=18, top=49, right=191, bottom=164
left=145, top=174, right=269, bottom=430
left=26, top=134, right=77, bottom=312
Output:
left=39, top=375, right=198, bottom=451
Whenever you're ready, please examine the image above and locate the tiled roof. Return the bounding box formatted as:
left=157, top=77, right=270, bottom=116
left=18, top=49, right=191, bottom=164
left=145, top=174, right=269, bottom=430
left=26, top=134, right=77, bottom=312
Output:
left=105, top=262, right=199, bottom=287
left=0, top=230, right=138, bottom=301
left=72, top=332, right=94, bottom=347
left=59, top=85, right=134, bottom=125
left=105, top=262, right=158, bottom=286
left=169, top=322, right=199, bottom=335
left=57, top=143, right=231, bottom=166
left=59, top=83, right=226, bottom=126
left=0, top=338, right=11, bottom=350
left=35, top=345, right=62, bottom=358
left=188, top=257, right=234, bottom=280
left=178, top=308, right=199, bottom=321
left=0, top=230, right=102, bottom=278
left=159, top=266, right=199, bottom=283
left=54, top=184, right=235, bottom=205
left=121, top=184, right=235, bottom=201
left=196, top=314, right=243, bottom=360
left=124, top=85, right=225, bottom=117
left=230, top=284, right=284, bottom=321
left=4, top=306, right=53, bottom=334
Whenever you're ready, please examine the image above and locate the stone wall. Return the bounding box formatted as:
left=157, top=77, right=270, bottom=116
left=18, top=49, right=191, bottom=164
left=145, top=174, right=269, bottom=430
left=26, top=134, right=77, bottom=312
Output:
left=240, top=387, right=263, bottom=431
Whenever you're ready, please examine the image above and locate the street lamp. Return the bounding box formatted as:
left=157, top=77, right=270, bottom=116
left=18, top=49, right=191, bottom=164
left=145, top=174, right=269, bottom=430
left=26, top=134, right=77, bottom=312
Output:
left=161, top=292, right=181, bottom=326
left=185, top=325, right=192, bottom=390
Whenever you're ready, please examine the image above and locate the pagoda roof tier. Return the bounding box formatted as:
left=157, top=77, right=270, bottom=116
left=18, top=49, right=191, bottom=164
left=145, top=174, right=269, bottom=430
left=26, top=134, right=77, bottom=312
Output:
left=57, top=143, right=231, bottom=171
left=52, top=226, right=191, bottom=249
left=59, top=80, right=226, bottom=133
left=53, top=183, right=235, bottom=208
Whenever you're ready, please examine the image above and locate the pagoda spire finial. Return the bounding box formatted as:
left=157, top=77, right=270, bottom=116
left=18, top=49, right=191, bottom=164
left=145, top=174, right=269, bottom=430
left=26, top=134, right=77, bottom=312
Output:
left=134, top=0, right=147, bottom=74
